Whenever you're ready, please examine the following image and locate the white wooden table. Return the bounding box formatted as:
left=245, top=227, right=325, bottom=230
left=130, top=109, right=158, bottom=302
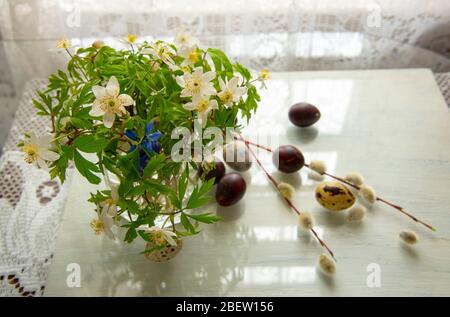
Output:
left=45, top=69, right=450, bottom=296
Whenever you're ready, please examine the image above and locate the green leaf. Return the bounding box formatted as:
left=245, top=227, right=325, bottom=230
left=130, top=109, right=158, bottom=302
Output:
left=187, top=213, right=222, bottom=224
left=143, top=153, right=166, bottom=177
left=180, top=213, right=196, bottom=234
left=207, top=48, right=233, bottom=77
left=234, top=62, right=252, bottom=81
left=177, top=167, right=189, bottom=205
left=73, top=150, right=101, bottom=184
left=118, top=178, right=133, bottom=197
left=124, top=227, right=138, bottom=243
left=186, top=178, right=214, bottom=209
left=73, top=134, right=109, bottom=153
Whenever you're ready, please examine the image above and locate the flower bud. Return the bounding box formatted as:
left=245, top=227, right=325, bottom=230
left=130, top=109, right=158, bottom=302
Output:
left=318, top=253, right=336, bottom=275
left=309, top=160, right=326, bottom=174
left=360, top=185, right=376, bottom=204
left=399, top=229, right=418, bottom=245
left=298, top=211, right=315, bottom=230
left=277, top=182, right=294, bottom=200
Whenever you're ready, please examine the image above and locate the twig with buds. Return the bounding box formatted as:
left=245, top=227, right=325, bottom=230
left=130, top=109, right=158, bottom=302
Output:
left=237, top=137, right=436, bottom=232
left=237, top=134, right=337, bottom=261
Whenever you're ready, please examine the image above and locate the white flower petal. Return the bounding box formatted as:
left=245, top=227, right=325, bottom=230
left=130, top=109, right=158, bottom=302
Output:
left=140, top=48, right=152, bottom=55
left=203, top=70, right=216, bottom=82
left=106, top=76, right=119, bottom=96
left=39, top=150, right=60, bottom=161
left=209, top=99, right=218, bottom=110
left=36, top=135, right=53, bottom=148
left=176, top=76, right=186, bottom=88
left=164, top=235, right=177, bottom=247
left=36, top=157, right=48, bottom=169
left=103, top=112, right=116, bottom=128
left=218, top=77, right=226, bottom=91
left=111, top=186, right=119, bottom=201
left=92, top=85, right=107, bottom=99
left=228, top=76, right=239, bottom=89
left=203, top=83, right=216, bottom=95
left=234, top=87, right=247, bottom=99
left=118, top=94, right=134, bottom=107
left=89, top=102, right=105, bottom=116
left=102, top=203, right=110, bottom=216
left=183, top=102, right=196, bottom=111
left=29, top=132, right=38, bottom=145
left=107, top=204, right=117, bottom=217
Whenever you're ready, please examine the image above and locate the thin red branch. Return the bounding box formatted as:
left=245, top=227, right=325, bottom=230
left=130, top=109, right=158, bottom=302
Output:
left=237, top=134, right=337, bottom=261
left=238, top=137, right=436, bottom=232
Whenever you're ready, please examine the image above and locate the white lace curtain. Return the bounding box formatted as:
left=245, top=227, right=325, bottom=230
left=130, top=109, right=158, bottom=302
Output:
left=0, top=0, right=449, bottom=75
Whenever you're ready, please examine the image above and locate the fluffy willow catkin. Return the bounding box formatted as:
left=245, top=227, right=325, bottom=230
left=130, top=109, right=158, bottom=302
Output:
left=318, top=253, right=336, bottom=275
left=309, top=160, right=327, bottom=174
left=399, top=229, right=418, bottom=245
left=347, top=204, right=366, bottom=222
left=359, top=185, right=376, bottom=204
left=298, top=212, right=315, bottom=230
left=345, top=172, right=364, bottom=186
left=277, top=182, right=295, bottom=200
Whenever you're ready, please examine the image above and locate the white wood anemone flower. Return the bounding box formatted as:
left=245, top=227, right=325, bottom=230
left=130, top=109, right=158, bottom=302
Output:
left=100, top=185, right=119, bottom=217
left=217, top=77, right=247, bottom=108
left=140, top=226, right=178, bottom=247
left=183, top=95, right=218, bottom=127
left=174, top=33, right=198, bottom=49
left=141, top=42, right=177, bottom=69
left=89, top=76, right=134, bottom=128
left=179, top=45, right=200, bottom=68
left=90, top=209, right=115, bottom=240
left=21, top=132, right=60, bottom=168
left=119, top=34, right=138, bottom=45
left=258, top=68, right=270, bottom=88
left=176, top=67, right=216, bottom=98
left=56, top=37, right=71, bottom=49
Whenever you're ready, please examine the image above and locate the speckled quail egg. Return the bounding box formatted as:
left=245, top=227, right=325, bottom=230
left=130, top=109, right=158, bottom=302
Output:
left=315, top=181, right=355, bottom=211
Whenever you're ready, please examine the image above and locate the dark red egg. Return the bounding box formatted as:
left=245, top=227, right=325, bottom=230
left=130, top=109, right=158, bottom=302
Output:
left=288, top=102, right=321, bottom=127
left=215, top=172, right=246, bottom=206
left=223, top=141, right=252, bottom=172
left=272, top=145, right=304, bottom=173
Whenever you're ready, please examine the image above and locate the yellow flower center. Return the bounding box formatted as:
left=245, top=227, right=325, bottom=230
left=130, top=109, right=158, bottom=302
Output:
left=22, top=144, right=38, bottom=164
left=260, top=68, right=270, bottom=80
left=186, top=77, right=202, bottom=95
left=196, top=99, right=210, bottom=113
left=100, top=96, right=123, bottom=115
left=178, top=36, right=188, bottom=44
left=127, top=34, right=137, bottom=43
left=104, top=198, right=114, bottom=206
left=56, top=38, right=71, bottom=49
left=90, top=218, right=104, bottom=235
left=220, top=90, right=233, bottom=104
left=188, top=50, right=198, bottom=64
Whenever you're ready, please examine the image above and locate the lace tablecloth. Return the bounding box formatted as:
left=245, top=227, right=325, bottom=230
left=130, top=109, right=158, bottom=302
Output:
left=0, top=79, right=72, bottom=297
left=0, top=73, right=448, bottom=297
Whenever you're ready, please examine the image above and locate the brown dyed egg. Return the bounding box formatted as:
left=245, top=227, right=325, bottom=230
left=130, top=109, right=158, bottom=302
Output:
left=289, top=102, right=321, bottom=127
left=315, top=181, right=355, bottom=211
left=145, top=239, right=183, bottom=262
left=223, top=142, right=252, bottom=172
